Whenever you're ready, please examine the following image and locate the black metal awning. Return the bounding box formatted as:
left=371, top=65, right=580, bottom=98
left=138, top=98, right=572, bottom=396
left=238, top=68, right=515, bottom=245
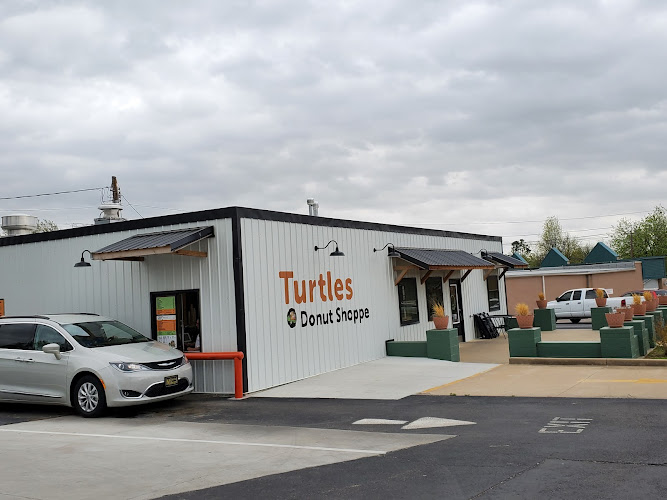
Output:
left=92, top=226, right=214, bottom=261
left=482, top=251, right=529, bottom=269
left=392, top=247, right=495, bottom=285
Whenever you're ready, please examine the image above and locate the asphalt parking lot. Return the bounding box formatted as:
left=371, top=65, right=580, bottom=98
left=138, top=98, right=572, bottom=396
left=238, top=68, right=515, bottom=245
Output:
left=1, top=395, right=666, bottom=499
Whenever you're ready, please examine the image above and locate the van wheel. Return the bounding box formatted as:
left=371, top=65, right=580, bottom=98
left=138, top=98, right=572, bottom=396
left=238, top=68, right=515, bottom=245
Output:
left=73, top=375, right=107, bottom=418
left=570, top=318, right=581, bottom=324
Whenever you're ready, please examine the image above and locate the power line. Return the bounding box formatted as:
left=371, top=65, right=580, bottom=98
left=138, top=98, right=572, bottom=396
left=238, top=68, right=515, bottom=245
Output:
left=412, top=209, right=650, bottom=226
left=121, top=194, right=144, bottom=219
left=0, top=187, right=105, bottom=201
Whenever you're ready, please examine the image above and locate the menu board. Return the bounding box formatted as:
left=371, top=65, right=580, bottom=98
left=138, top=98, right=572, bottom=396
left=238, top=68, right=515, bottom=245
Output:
left=156, top=296, right=177, bottom=347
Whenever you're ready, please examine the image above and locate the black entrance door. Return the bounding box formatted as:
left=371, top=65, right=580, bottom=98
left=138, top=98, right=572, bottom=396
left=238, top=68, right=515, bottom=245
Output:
left=449, top=279, right=464, bottom=341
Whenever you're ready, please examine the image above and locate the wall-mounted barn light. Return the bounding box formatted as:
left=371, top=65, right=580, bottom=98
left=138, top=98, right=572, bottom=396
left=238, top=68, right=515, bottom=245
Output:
left=373, top=243, right=400, bottom=258
left=314, top=240, right=345, bottom=257
left=74, top=250, right=93, bottom=268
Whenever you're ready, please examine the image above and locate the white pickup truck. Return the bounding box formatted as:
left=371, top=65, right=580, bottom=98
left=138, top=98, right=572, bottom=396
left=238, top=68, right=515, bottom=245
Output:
left=546, top=288, right=630, bottom=323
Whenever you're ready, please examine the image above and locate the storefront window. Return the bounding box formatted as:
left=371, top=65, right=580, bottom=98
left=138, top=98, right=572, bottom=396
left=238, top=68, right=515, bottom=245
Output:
left=426, top=277, right=444, bottom=321
left=151, top=290, right=201, bottom=351
left=398, top=278, right=419, bottom=326
left=487, top=275, right=500, bottom=312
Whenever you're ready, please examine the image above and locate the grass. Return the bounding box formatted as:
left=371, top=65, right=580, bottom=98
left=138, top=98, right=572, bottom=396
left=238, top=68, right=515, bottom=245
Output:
left=646, top=345, right=667, bottom=359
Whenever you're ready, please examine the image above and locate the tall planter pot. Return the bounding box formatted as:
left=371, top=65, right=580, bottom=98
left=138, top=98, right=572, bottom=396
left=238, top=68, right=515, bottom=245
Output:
left=622, top=307, right=634, bottom=321
left=536, top=300, right=547, bottom=309
left=632, top=303, right=646, bottom=316
left=605, top=312, right=626, bottom=328
left=516, top=315, right=534, bottom=329
left=433, top=316, right=449, bottom=330
left=645, top=299, right=657, bottom=312
left=659, top=296, right=667, bottom=306
left=595, top=297, right=607, bottom=307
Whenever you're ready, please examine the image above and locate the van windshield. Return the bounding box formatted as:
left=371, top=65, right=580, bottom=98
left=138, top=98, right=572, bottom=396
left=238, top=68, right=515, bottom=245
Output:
left=62, top=321, right=151, bottom=348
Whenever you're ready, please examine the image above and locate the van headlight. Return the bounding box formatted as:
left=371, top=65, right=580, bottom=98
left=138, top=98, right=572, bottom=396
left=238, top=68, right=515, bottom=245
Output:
left=110, top=362, right=149, bottom=372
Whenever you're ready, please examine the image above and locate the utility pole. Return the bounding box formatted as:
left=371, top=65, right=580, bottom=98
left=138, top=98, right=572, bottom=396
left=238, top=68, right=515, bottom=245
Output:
left=630, top=230, right=634, bottom=259
left=111, top=176, right=120, bottom=204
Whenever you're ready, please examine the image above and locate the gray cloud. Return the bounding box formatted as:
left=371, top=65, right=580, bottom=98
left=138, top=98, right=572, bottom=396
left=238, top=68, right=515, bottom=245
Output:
left=1, top=1, right=666, bottom=250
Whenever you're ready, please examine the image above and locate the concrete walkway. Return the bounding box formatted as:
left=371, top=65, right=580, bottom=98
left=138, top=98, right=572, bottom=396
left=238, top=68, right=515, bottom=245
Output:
left=250, top=329, right=667, bottom=400
left=251, top=357, right=497, bottom=399
left=427, top=329, right=667, bottom=399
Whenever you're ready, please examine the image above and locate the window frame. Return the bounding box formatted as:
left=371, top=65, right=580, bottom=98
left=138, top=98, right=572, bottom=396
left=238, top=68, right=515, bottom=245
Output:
left=486, top=274, right=501, bottom=312
left=397, top=278, right=420, bottom=326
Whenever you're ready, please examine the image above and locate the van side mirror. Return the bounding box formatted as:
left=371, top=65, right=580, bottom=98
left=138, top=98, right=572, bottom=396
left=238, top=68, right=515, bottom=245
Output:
left=42, top=343, right=62, bottom=360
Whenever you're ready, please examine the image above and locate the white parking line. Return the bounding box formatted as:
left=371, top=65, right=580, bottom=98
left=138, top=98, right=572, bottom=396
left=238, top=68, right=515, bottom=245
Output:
left=0, top=428, right=387, bottom=455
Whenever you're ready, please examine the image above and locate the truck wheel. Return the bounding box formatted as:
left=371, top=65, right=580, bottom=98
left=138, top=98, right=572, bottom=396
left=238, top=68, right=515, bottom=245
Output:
left=570, top=318, right=581, bottom=324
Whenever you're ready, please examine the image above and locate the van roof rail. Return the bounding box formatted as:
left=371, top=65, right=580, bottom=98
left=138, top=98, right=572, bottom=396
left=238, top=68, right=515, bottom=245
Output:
left=0, top=315, right=51, bottom=320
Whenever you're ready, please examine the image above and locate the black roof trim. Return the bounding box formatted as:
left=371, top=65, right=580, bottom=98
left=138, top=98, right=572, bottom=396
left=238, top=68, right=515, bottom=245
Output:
left=0, top=206, right=501, bottom=248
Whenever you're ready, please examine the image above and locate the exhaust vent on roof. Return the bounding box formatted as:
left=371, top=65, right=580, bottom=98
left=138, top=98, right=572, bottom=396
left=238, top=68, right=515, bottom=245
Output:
left=307, top=198, right=319, bottom=216
left=1, top=214, right=38, bottom=236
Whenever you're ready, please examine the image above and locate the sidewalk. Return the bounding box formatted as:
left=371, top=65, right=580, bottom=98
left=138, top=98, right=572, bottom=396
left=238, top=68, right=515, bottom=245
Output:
left=427, top=329, right=667, bottom=399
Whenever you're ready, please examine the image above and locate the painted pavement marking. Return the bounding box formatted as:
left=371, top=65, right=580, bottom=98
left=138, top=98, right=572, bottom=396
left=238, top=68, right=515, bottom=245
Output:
left=353, top=417, right=476, bottom=430
left=402, top=417, right=476, bottom=430
left=353, top=418, right=408, bottom=425
left=539, top=417, right=593, bottom=434
left=0, top=428, right=387, bottom=455
left=581, top=378, right=667, bottom=384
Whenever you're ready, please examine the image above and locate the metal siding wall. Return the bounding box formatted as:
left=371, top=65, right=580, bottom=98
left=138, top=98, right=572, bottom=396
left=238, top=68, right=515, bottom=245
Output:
left=241, top=219, right=504, bottom=392
left=0, top=219, right=237, bottom=394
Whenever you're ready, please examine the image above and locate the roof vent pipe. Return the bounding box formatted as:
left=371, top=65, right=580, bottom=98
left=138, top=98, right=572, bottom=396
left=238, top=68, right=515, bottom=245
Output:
left=1, top=214, right=38, bottom=236
left=307, top=198, right=319, bottom=216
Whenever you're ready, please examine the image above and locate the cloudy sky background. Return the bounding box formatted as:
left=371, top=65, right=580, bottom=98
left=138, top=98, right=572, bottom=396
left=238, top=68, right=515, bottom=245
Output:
left=1, top=0, right=666, bottom=252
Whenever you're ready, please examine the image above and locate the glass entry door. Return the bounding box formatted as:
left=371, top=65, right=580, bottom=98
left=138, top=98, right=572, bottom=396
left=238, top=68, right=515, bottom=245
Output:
left=150, top=290, right=200, bottom=351
left=449, top=280, right=464, bottom=341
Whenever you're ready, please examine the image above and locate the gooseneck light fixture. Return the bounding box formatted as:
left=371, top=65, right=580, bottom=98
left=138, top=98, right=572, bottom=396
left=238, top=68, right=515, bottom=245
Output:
left=373, top=243, right=400, bottom=258
left=314, top=240, right=345, bottom=257
left=74, top=250, right=93, bottom=268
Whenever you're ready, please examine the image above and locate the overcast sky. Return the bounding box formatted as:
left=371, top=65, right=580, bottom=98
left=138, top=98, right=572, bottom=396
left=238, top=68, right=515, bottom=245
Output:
left=1, top=1, right=666, bottom=252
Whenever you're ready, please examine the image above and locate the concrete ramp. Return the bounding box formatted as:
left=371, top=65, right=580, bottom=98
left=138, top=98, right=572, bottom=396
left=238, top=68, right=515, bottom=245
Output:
left=251, top=357, right=498, bottom=399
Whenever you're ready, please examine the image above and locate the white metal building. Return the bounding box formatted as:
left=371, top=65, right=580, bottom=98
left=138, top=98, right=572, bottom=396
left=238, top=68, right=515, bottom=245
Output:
left=0, top=207, right=513, bottom=394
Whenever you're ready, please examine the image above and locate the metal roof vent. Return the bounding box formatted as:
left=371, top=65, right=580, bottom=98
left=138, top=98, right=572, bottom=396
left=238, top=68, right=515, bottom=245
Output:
left=95, top=176, right=126, bottom=225
left=307, top=198, right=319, bottom=216
left=1, top=214, right=38, bottom=236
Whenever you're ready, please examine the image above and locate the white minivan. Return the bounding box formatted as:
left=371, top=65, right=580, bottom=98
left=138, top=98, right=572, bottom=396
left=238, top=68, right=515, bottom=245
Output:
left=0, top=314, right=193, bottom=417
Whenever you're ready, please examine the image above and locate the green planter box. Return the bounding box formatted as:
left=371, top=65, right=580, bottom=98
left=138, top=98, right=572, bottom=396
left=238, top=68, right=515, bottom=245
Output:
left=506, top=317, right=519, bottom=330
left=656, top=306, right=667, bottom=323
left=508, top=327, right=541, bottom=357
left=634, top=315, right=655, bottom=348
left=533, top=308, right=557, bottom=331
left=426, top=328, right=460, bottom=362
left=600, top=326, right=639, bottom=358
left=624, top=320, right=649, bottom=356
left=591, top=306, right=611, bottom=330
left=536, top=341, right=602, bottom=358
left=386, top=341, right=427, bottom=357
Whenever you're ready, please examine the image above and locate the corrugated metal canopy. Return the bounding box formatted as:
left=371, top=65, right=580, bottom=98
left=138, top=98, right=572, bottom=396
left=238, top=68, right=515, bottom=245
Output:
left=483, top=251, right=529, bottom=269
left=92, top=226, right=214, bottom=261
left=394, top=247, right=494, bottom=270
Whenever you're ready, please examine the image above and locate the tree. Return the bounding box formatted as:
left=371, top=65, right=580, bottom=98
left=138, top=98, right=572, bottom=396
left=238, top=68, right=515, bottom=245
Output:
left=610, top=206, right=667, bottom=258
left=511, top=239, right=532, bottom=256
left=34, top=219, right=59, bottom=233
left=532, top=216, right=590, bottom=265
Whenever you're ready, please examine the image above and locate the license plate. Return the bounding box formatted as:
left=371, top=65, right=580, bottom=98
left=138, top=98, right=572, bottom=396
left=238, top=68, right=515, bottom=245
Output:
left=164, top=375, right=178, bottom=387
